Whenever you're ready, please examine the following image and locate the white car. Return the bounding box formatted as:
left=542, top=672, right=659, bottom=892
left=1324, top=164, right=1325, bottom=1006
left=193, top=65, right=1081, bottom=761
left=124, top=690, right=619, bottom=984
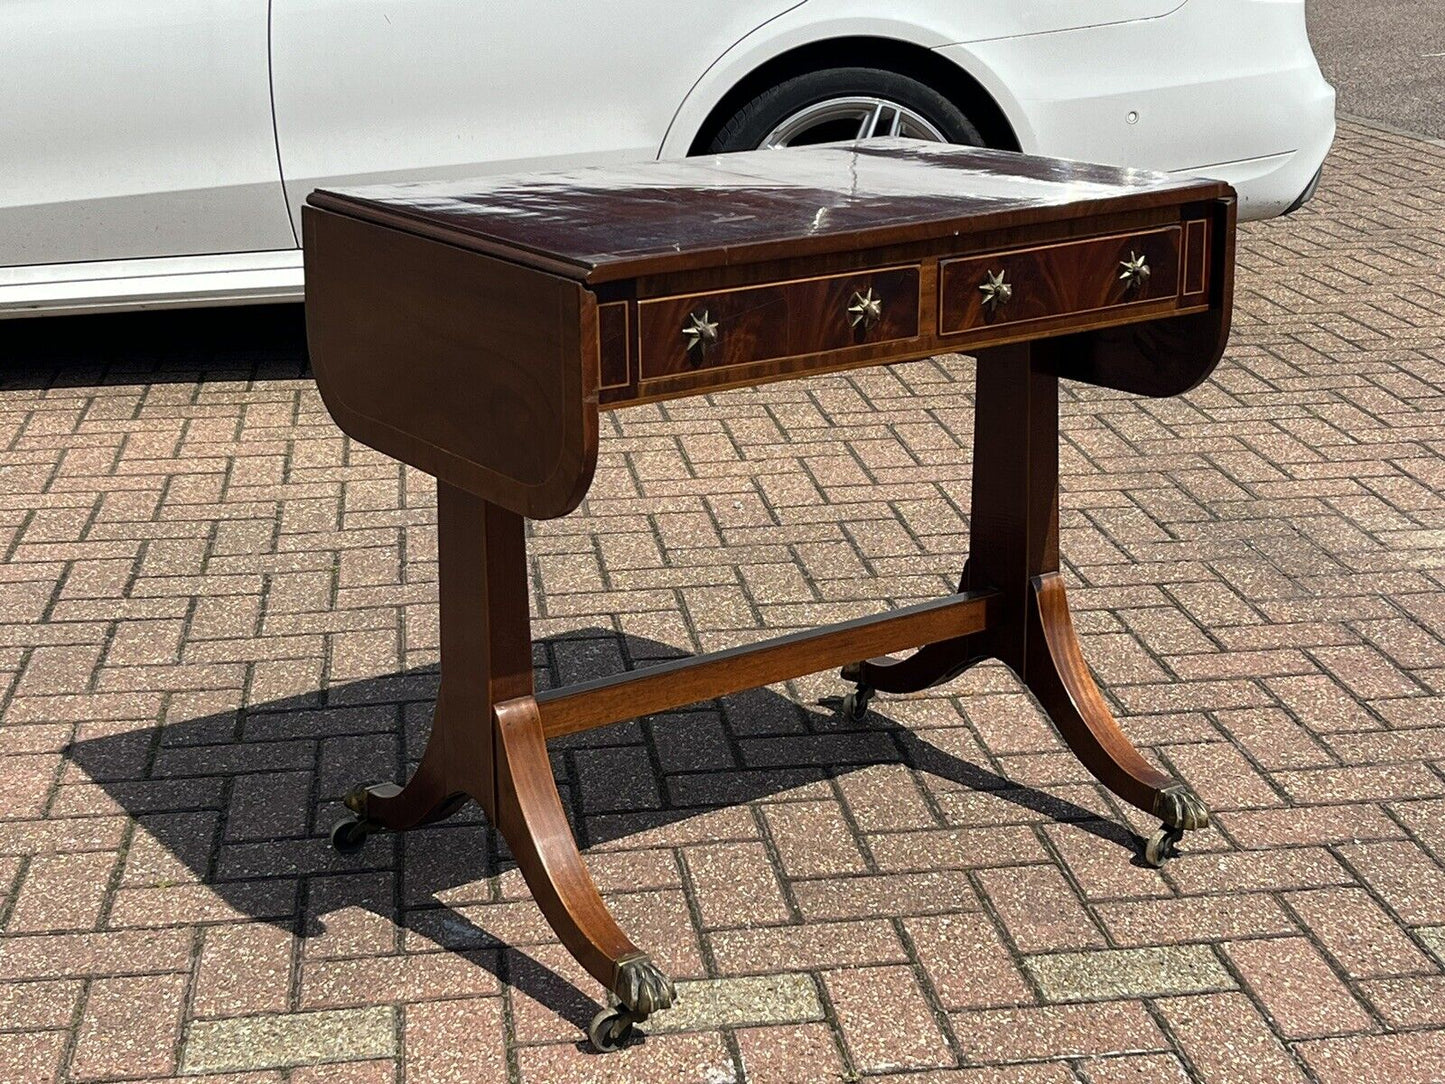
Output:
left=1, top=0, right=1334, bottom=319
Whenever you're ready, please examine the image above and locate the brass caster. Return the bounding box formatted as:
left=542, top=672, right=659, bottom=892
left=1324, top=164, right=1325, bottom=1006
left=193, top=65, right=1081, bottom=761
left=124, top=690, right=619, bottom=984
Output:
left=330, top=815, right=371, bottom=855
left=1152, top=783, right=1210, bottom=831
left=614, top=953, right=675, bottom=1016
left=841, top=683, right=874, bottom=721
left=588, top=953, right=676, bottom=1049
left=342, top=784, right=373, bottom=818
left=1142, top=825, right=1185, bottom=868
left=588, top=1006, right=641, bottom=1053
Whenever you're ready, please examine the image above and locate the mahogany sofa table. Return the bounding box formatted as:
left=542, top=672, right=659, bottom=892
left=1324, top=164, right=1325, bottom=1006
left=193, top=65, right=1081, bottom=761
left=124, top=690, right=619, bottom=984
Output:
left=302, top=140, right=1234, bottom=1050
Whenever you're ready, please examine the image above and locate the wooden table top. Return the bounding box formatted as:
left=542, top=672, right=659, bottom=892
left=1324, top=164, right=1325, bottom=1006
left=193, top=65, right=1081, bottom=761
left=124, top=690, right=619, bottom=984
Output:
left=308, top=140, right=1230, bottom=284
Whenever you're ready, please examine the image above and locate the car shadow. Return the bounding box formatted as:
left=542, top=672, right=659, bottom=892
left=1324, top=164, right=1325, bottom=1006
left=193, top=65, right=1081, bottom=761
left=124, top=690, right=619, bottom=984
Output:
left=0, top=304, right=308, bottom=389
left=65, top=626, right=1137, bottom=1034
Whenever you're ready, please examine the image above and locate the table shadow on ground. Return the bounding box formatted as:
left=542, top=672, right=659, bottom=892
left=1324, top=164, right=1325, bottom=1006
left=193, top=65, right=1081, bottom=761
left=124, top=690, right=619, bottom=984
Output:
left=65, top=627, right=1138, bottom=1033
left=0, top=304, right=308, bottom=390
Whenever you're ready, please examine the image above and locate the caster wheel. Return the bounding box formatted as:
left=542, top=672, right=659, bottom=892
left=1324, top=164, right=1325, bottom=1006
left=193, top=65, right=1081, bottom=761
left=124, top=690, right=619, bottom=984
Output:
left=588, top=1007, right=636, bottom=1052
left=841, top=684, right=874, bottom=720
left=330, top=816, right=370, bottom=855
left=1142, top=825, right=1184, bottom=868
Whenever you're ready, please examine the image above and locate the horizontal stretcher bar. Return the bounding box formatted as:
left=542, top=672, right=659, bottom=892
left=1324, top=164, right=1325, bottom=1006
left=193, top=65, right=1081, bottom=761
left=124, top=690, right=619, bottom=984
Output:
left=534, top=588, right=1000, bottom=738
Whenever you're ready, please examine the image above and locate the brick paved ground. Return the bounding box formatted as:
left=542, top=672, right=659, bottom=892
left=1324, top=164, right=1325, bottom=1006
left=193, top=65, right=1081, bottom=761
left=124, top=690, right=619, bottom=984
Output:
left=2, top=119, right=1444, bottom=1083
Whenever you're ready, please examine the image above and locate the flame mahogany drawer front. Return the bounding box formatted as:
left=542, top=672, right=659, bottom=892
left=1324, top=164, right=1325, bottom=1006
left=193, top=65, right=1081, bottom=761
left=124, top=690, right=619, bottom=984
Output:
left=939, top=225, right=1187, bottom=337
left=637, top=265, right=921, bottom=384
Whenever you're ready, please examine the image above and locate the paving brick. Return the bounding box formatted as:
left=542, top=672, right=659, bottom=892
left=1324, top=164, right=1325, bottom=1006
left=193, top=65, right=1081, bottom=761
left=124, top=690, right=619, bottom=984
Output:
left=710, top=919, right=908, bottom=975
left=792, top=869, right=978, bottom=921
left=950, top=1001, right=1166, bottom=1063
left=0, top=1031, right=66, bottom=1084
left=1154, top=992, right=1310, bottom=1084
left=0, top=753, right=59, bottom=818
left=0, top=929, right=193, bottom=980
left=1214, top=707, right=1334, bottom=769
left=1159, top=742, right=1287, bottom=810
left=1359, top=974, right=1445, bottom=1028
left=1214, top=804, right=1405, bottom=848
left=868, top=1068, right=1077, bottom=1084
left=761, top=800, right=868, bottom=878
left=292, top=1061, right=395, bottom=1084
left=653, top=973, right=823, bottom=1032
left=834, top=764, right=939, bottom=833
left=1297, top=1030, right=1445, bottom=1084
left=515, top=1030, right=736, bottom=1084
left=1223, top=937, right=1374, bottom=1038
left=905, top=913, right=1032, bottom=1011
left=193, top=924, right=296, bottom=1018
left=734, top=1023, right=848, bottom=1084
left=826, top=964, right=955, bottom=1072
left=1165, top=846, right=1352, bottom=894
left=1286, top=887, right=1436, bottom=978
left=69, top=973, right=188, bottom=1080
left=403, top=998, right=507, bottom=1084
left=1025, top=945, right=1233, bottom=1001
left=301, top=950, right=500, bottom=1009
left=0, top=979, right=82, bottom=1032
left=17, top=644, right=102, bottom=696
left=976, top=865, right=1105, bottom=953
left=502, top=943, right=607, bottom=1045
left=682, top=841, right=791, bottom=928
left=180, top=1008, right=397, bottom=1074
left=1338, top=840, right=1445, bottom=924
left=1274, top=763, right=1445, bottom=804
left=1042, top=822, right=1174, bottom=901
left=1078, top=1053, right=1192, bottom=1083
left=5, top=850, right=116, bottom=932
left=868, top=825, right=1049, bottom=872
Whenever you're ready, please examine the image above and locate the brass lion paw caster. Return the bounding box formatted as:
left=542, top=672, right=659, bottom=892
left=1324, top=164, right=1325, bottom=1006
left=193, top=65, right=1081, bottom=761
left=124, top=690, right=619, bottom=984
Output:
left=1143, top=783, right=1210, bottom=867
left=588, top=954, right=677, bottom=1052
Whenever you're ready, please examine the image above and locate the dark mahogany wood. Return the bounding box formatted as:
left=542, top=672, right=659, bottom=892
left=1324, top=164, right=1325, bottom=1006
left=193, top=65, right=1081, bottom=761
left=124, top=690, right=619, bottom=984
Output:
left=304, top=210, right=599, bottom=520
left=637, top=265, right=920, bottom=384
left=303, top=139, right=1236, bottom=1046
left=307, top=139, right=1228, bottom=283
left=939, top=225, right=1182, bottom=336
left=597, top=301, right=630, bottom=390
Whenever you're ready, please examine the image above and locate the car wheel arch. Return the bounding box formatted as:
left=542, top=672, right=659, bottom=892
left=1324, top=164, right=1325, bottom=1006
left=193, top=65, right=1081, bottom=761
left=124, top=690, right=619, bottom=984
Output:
left=682, top=36, right=1021, bottom=155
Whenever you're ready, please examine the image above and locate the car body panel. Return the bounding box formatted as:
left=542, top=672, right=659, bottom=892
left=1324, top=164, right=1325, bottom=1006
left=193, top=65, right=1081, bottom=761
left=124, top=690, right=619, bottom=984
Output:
left=269, top=0, right=802, bottom=232
left=937, top=0, right=1336, bottom=218
left=0, top=0, right=1333, bottom=317
left=0, top=0, right=296, bottom=268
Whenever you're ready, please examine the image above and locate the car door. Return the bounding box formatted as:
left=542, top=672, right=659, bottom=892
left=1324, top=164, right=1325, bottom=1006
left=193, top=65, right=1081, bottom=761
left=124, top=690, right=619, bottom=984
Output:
left=269, top=0, right=800, bottom=230
left=0, top=0, right=295, bottom=268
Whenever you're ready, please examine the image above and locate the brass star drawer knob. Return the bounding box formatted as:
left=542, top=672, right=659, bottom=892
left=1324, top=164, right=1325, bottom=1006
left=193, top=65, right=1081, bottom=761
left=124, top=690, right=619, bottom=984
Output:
left=681, top=310, right=719, bottom=355
left=979, top=269, right=1012, bottom=312
left=1119, top=250, right=1151, bottom=291
left=847, top=287, right=884, bottom=329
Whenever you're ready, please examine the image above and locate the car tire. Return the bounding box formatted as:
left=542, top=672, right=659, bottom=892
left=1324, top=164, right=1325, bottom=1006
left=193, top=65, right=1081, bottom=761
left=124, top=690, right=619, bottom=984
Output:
left=702, top=66, right=984, bottom=153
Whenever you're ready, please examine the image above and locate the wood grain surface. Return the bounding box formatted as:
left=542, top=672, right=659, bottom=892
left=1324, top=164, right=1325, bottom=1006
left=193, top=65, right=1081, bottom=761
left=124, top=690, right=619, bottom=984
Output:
left=637, top=265, right=920, bottom=382
left=939, top=226, right=1181, bottom=336
left=302, top=207, right=599, bottom=519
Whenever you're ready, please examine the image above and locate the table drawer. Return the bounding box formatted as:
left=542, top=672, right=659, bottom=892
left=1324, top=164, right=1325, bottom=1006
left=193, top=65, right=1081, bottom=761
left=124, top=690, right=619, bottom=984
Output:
left=939, top=226, right=1182, bottom=337
left=638, top=265, right=920, bottom=383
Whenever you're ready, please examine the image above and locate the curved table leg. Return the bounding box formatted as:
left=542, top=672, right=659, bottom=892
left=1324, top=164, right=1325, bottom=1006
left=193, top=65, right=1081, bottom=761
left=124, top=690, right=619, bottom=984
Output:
left=329, top=697, right=469, bottom=852
left=837, top=566, right=985, bottom=714
left=1024, top=572, right=1209, bottom=865
left=843, top=637, right=988, bottom=695
left=494, top=695, right=675, bottom=1042
left=342, top=702, right=467, bottom=824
